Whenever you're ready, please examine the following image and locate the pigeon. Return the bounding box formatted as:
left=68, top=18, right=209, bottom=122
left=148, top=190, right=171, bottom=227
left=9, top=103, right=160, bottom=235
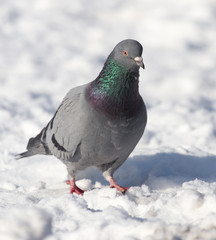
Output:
left=16, top=39, right=147, bottom=195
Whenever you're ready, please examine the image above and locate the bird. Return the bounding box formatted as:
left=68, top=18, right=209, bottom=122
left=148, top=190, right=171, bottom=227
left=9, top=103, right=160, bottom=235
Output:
left=16, top=39, right=147, bottom=195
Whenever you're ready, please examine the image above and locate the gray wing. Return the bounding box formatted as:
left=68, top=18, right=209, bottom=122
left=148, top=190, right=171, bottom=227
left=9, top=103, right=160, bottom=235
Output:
left=44, top=84, right=88, bottom=161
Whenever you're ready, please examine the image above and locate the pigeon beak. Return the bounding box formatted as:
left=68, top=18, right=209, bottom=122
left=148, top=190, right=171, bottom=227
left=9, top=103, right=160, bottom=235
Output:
left=134, top=56, right=145, bottom=69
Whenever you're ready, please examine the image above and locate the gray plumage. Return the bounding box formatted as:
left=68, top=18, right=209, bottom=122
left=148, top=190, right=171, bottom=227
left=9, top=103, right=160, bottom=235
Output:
left=17, top=39, right=147, bottom=194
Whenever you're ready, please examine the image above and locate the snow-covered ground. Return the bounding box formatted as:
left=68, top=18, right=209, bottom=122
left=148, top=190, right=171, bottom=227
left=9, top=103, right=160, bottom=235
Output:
left=0, top=0, right=216, bottom=239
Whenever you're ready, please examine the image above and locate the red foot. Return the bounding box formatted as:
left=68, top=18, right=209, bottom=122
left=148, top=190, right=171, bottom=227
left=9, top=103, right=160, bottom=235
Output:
left=109, top=177, right=130, bottom=193
left=66, top=178, right=84, bottom=196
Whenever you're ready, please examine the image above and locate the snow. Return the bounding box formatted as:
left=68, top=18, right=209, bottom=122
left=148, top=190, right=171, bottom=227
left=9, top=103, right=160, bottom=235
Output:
left=0, top=0, right=216, bottom=239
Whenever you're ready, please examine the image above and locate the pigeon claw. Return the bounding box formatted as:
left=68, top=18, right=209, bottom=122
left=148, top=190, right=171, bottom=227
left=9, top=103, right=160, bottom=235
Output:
left=66, top=178, right=85, bottom=196
left=109, top=177, right=130, bottom=194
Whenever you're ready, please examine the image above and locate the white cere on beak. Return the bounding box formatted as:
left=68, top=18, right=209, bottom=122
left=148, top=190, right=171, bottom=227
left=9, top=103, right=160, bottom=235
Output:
left=134, top=56, right=145, bottom=69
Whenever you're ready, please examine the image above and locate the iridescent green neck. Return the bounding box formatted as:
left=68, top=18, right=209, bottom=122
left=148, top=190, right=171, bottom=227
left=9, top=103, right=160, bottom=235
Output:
left=87, top=58, right=141, bottom=118
left=97, top=59, right=126, bottom=96
left=92, top=58, right=137, bottom=99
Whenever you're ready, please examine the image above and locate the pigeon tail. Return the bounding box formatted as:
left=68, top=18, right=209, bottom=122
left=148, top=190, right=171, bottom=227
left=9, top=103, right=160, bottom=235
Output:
left=16, top=127, right=51, bottom=160
left=15, top=151, right=36, bottom=160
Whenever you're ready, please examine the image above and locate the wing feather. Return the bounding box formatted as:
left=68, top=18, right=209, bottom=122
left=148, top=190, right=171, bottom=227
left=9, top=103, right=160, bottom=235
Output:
left=45, top=84, right=88, bottom=161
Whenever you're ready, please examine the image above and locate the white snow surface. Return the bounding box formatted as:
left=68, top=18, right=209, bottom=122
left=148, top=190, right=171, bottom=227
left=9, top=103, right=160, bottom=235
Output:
left=0, top=0, right=216, bottom=239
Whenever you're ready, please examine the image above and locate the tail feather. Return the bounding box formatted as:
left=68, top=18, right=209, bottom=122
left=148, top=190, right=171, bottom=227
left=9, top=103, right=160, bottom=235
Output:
left=15, top=151, right=36, bottom=160
left=16, top=127, right=51, bottom=160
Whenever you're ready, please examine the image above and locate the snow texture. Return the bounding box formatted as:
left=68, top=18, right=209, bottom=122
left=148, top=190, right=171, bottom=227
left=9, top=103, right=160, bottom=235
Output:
left=0, top=0, right=216, bottom=239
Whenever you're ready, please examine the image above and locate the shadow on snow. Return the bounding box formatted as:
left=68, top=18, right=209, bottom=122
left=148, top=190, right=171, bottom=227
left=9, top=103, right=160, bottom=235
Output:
left=77, top=153, right=216, bottom=190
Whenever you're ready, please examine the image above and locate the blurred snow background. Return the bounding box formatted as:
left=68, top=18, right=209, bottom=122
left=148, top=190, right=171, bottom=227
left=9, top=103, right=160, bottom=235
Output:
left=0, top=0, right=216, bottom=239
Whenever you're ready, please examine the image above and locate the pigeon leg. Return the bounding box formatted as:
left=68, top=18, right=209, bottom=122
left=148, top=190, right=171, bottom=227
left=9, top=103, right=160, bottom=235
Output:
left=109, top=177, right=130, bottom=193
left=66, top=178, right=84, bottom=195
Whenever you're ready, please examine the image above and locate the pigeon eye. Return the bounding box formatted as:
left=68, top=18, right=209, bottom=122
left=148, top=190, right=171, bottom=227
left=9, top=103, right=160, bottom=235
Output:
left=123, top=50, right=128, bottom=56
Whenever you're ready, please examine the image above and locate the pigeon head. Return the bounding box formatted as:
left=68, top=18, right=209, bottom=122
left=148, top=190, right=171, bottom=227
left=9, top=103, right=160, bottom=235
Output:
left=110, top=39, right=145, bottom=70
left=88, top=39, right=145, bottom=118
